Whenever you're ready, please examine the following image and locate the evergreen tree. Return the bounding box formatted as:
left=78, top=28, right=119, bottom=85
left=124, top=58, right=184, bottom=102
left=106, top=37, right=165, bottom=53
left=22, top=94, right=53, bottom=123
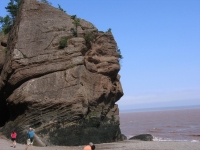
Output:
left=0, top=0, right=21, bottom=34
left=72, top=17, right=80, bottom=37
left=107, top=28, right=112, bottom=33
left=0, top=15, right=12, bottom=34
left=58, top=4, right=66, bottom=13
left=40, top=0, right=51, bottom=5
left=116, top=46, right=123, bottom=61
left=5, top=0, right=22, bottom=20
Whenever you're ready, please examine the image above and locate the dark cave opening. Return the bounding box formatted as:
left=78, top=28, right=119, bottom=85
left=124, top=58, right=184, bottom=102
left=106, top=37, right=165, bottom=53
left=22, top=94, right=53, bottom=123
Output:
left=0, top=93, right=10, bottom=127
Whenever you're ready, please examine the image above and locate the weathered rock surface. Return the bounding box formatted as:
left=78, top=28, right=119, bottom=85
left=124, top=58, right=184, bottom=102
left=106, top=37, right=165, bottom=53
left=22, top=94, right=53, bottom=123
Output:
left=0, top=34, right=7, bottom=127
left=0, top=0, right=124, bottom=146
left=0, top=34, right=7, bottom=72
left=129, top=134, right=153, bottom=141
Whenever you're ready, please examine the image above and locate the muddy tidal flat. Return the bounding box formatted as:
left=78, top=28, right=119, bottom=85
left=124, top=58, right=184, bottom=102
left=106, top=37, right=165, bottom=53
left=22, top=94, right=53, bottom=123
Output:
left=1, top=134, right=200, bottom=150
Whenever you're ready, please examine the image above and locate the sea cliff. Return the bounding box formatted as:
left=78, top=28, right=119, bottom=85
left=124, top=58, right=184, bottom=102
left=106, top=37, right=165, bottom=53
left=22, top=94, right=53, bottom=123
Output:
left=0, top=0, right=124, bottom=146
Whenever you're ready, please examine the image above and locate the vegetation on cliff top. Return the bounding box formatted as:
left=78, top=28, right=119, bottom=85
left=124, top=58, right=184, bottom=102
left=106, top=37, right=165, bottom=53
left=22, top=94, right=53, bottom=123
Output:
left=0, top=0, right=123, bottom=61
left=0, top=0, right=21, bottom=34
left=0, top=0, right=56, bottom=34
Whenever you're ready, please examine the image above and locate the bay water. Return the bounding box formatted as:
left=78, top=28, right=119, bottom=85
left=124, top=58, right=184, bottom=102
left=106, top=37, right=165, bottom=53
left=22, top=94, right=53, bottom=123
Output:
left=119, top=108, right=200, bottom=142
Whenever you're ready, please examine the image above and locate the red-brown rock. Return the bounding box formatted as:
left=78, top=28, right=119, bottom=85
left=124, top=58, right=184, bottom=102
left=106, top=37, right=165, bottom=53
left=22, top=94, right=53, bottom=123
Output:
left=0, top=0, right=124, bottom=146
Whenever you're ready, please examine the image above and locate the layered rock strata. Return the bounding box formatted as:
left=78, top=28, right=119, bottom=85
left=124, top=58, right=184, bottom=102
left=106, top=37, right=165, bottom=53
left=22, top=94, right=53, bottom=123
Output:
left=0, top=0, right=124, bottom=146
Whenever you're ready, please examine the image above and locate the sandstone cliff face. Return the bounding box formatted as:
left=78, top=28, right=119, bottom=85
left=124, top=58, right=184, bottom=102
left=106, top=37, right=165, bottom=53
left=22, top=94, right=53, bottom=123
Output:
left=0, top=0, right=124, bottom=146
left=0, top=34, right=7, bottom=126
left=0, top=34, right=7, bottom=72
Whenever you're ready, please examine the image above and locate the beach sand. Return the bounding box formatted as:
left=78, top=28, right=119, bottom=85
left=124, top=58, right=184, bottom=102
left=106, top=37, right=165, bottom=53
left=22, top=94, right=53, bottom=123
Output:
left=1, top=134, right=200, bottom=150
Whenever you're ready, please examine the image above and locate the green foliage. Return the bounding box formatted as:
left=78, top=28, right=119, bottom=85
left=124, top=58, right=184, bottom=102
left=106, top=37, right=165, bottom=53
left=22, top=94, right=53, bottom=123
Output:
left=88, top=111, right=98, bottom=117
left=23, top=53, right=27, bottom=58
left=68, top=64, right=77, bottom=69
left=85, top=33, right=94, bottom=43
left=57, top=4, right=66, bottom=13
left=107, top=28, right=112, bottom=33
left=72, top=17, right=80, bottom=37
left=58, top=37, right=68, bottom=49
left=70, top=28, right=76, bottom=37
left=84, top=33, right=94, bottom=48
left=116, top=46, right=123, bottom=60
left=39, top=0, right=51, bottom=5
left=0, top=15, right=12, bottom=34
left=0, top=0, right=22, bottom=34
left=70, top=15, right=76, bottom=20
left=72, top=18, right=80, bottom=29
left=4, top=47, right=7, bottom=52
left=5, top=0, right=22, bottom=20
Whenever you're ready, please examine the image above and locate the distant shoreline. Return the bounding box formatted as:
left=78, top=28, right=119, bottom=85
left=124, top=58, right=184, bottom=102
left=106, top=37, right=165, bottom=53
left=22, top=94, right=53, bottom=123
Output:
left=119, top=105, right=200, bottom=113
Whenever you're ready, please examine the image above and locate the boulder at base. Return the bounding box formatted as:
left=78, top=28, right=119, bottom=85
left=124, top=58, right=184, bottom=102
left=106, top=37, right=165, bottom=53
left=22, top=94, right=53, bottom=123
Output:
left=129, top=134, right=153, bottom=141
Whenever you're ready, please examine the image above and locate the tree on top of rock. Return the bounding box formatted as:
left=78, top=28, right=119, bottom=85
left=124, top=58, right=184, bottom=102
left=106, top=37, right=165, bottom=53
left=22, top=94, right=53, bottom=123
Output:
left=0, top=0, right=22, bottom=34
left=58, top=4, right=66, bottom=13
left=0, top=15, right=12, bottom=34
left=0, top=0, right=53, bottom=35
left=5, top=0, right=22, bottom=20
left=72, top=16, right=80, bottom=37
left=39, top=0, right=52, bottom=5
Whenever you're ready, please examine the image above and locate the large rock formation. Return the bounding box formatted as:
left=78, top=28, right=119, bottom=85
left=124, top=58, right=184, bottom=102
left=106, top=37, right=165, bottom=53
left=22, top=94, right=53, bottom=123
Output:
left=0, top=0, right=124, bottom=146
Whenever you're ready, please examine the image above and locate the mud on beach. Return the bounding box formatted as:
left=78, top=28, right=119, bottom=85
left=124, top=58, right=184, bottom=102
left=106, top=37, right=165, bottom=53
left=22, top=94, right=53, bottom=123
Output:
left=1, top=133, right=200, bottom=150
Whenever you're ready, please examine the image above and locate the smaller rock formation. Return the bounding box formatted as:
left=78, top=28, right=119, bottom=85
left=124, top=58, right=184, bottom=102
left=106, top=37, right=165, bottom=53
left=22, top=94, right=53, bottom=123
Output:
left=129, top=134, right=153, bottom=141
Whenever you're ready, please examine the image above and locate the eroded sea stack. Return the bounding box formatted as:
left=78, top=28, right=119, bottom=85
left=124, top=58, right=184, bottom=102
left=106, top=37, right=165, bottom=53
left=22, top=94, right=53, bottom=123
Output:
left=0, top=0, right=124, bottom=146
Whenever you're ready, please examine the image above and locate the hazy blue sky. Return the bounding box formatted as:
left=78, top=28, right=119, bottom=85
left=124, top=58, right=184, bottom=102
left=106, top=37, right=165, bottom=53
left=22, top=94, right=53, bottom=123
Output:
left=1, top=0, right=200, bottom=110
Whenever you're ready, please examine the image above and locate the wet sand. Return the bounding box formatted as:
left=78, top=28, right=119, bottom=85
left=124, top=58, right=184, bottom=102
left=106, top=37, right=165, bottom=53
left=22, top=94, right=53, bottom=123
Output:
left=1, top=134, right=200, bottom=150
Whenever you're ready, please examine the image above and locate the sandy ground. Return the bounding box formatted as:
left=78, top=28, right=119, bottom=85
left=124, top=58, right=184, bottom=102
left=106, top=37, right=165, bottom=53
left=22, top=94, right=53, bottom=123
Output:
left=1, top=134, right=200, bottom=150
